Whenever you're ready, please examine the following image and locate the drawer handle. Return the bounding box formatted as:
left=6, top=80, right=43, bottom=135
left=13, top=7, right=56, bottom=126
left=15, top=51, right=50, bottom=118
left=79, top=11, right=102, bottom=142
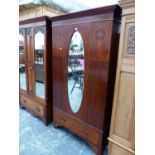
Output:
left=35, top=107, right=40, bottom=112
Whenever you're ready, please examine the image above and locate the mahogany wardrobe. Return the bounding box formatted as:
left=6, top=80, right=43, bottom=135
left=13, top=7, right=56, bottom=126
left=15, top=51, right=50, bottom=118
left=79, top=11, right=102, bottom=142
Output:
left=51, top=5, right=122, bottom=155
left=19, top=16, right=52, bottom=125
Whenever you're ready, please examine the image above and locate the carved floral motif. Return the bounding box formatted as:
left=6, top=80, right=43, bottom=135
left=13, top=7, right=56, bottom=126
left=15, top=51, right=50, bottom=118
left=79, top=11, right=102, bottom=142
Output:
left=127, top=25, right=135, bottom=54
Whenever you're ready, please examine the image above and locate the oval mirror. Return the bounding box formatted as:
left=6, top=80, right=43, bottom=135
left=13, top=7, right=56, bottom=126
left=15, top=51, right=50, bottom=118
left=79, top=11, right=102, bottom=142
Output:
left=68, top=30, right=84, bottom=113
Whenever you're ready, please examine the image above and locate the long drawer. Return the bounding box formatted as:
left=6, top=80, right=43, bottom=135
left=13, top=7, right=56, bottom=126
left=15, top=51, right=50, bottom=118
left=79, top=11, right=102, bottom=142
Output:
left=53, top=108, right=102, bottom=146
left=21, top=95, right=44, bottom=118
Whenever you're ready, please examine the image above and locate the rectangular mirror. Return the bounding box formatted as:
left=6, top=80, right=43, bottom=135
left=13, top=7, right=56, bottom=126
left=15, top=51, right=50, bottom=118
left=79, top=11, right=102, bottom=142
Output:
left=34, top=27, right=45, bottom=99
left=19, top=31, right=27, bottom=90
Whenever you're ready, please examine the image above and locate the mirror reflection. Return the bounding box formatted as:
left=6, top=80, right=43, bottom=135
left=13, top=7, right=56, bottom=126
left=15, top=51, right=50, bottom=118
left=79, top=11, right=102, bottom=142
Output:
left=68, top=30, right=84, bottom=113
left=19, top=64, right=26, bottom=90
left=19, top=33, right=26, bottom=90
left=35, top=31, right=45, bottom=98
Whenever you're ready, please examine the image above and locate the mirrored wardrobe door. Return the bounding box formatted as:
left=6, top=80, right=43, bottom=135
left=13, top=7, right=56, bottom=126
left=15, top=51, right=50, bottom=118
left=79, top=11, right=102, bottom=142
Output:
left=68, top=29, right=85, bottom=113
left=19, top=29, right=27, bottom=91
left=34, top=27, right=45, bottom=99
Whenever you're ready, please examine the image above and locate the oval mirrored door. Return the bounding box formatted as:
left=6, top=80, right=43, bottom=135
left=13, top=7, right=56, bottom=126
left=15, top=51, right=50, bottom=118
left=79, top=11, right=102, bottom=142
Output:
left=34, top=29, right=45, bottom=99
left=68, top=30, right=84, bottom=113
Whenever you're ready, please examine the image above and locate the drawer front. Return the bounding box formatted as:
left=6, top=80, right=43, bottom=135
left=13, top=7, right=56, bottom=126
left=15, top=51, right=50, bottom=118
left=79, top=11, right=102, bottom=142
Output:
left=21, top=95, right=44, bottom=117
left=54, top=108, right=102, bottom=146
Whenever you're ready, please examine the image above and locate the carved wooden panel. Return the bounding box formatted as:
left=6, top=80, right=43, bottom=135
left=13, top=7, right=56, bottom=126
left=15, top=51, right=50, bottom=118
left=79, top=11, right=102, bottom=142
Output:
left=127, top=25, right=135, bottom=54
left=123, top=22, right=135, bottom=58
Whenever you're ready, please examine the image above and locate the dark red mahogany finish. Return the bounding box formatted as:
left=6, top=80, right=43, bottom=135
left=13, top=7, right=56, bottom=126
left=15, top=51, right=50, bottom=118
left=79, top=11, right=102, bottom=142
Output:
left=19, top=16, right=53, bottom=125
left=51, top=5, right=122, bottom=155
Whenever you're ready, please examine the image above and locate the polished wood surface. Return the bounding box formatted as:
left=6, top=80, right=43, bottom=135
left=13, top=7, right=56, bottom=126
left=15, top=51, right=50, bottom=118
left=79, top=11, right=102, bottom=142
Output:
left=108, top=1, right=135, bottom=155
left=52, top=5, right=122, bottom=155
left=19, top=16, right=52, bottom=125
left=21, top=93, right=44, bottom=117
left=25, top=27, right=34, bottom=95
left=19, top=16, right=49, bottom=25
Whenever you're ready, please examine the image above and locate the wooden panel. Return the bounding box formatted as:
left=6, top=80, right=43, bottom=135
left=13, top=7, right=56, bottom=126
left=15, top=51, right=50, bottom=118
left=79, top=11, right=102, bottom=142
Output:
left=52, top=26, right=69, bottom=57
left=52, top=14, right=115, bottom=27
left=109, top=143, right=134, bottom=155
left=89, top=22, right=112, bottom=61
left=27, top=67, right=34, bottom=95
left=52, top=57, right=64, bottom=109
left=21, top=95, right=44, bottom=117
left=26, top=28, right=33, bottom=63
left=25, top=28, right=34, bottom=95
left=113, top=72, right=134, bottom=142
left=86, top=60, right=108, bottom=129
left=51, top=5, right=121, bottom=27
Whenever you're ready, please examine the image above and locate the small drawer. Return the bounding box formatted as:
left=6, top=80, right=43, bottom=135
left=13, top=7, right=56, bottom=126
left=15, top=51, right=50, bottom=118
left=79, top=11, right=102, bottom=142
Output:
left=54, top=108, right=101, bottom=146
left=21, top=95, right=44, bottom=117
